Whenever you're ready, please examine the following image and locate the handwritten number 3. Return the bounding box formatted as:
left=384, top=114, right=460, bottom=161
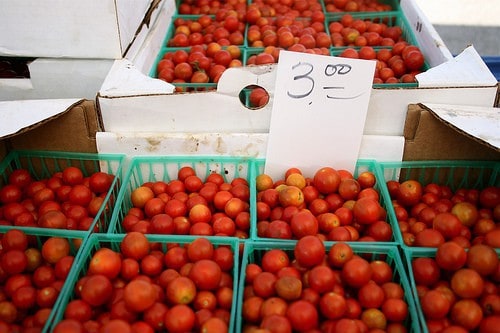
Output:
left=287, top=62, right=314, bottom=99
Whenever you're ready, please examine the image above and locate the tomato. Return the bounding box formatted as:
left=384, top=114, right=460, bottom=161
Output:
left=38, top=210, right=67, bottom=229
left=319, top=292, right=347, bottom=320
left=290, top=209, right=319, bottom=238
left=100, top=319, right=132, bottom=333
left=0, top=185, right=22, bottom=204
left=130, top=186, right=155, bottom=209
left=166, top=276, right=196, bottom=305
left=352, top=197, right=382, bottom=225
left=341, top=257, right=372, bottom=288
left=164, top=304, right=196, bottom=332
left=123, top=279, right=157, bottom=312
left=450, top=299, right=483, bottom=330
left=466, top=243, right=499, bottom=276
left=412, top=257, right=440, bottom=286
left=41, top=237, right=70, bottom=264
left=53, top=319, right=85, bottom=333
left=414, top=228, right=445, bottom=247
left=120, top=231, right=150, bottom=260
left=328, top=242, right=354, bottom=268
left=261, top=249, right=289, bottom=274
left=286, top=299, right=319, bottom=331
left=11, top=285, right=36, bottom=309
left=358, top=280, right=385, bottom=308
left=313, top=167, right=341, bottom=195
left=88, top=248, right=121, bottom=279
left=252, top=271, right=277, bottom=298
left=293, top=235, right=325, bottom=269
left=80, top=274, right=113, bottom=306
left=307, top=265, right=335, bottom=294
left=433, top=212, right=462, bottom=240
left=8, top=169, right=32, bottom=188
left=382, top=298, right=408, bottom=322
left=36, top=286, right=58, bottom=308
left=200, top=316, right=229, bottom=333
left=62, top=166, right=84, bottom=185
left=435, top=241, right=467, bottom=271
left=479, top=315, right=500, bottom=333
left=186, top=237, right=214, bottom=262
left=64, top=299, right=93, bottom=322
left=274, top=275, right=302, bottom=301
left=480, top=187, right=500, bottom=208
left=450, top=268, right=484, bottom=299
left=189, top=259, right=222, bottom=290
left=0, top=249, right=27, bottom=275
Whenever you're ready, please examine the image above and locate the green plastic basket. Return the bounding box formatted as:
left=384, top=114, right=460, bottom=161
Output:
left=251, top=159, right=400, bottom=244
left=236, top=241, right=421, bottom=332
left=379, top=160, right=500, bottom=249
left=322, top=0, right=400, bottom=14
left=0, top=227, right=88, bottom=333
left=48, top=233, right=240, bottom=332
left=107, top=155, right=255, bottom=237
left=326, top=11, right=418, bottom=51
left=403, top=246, right=500, bottom=333
left=0, top=150, right=126, bottom=233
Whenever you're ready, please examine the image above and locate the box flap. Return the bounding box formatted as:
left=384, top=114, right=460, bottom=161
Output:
left=0, top=99, right=82, bottom=138
left=403, top=104, right=500, bottom=161
left=420, top=102, right=500, bottom=151
left=416, top=46, right=498, bottom=88
left=99, top=59, right=175, bottom=96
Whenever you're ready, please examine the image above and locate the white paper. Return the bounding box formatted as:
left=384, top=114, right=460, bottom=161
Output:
left=264, top=51, right=376, bottom=180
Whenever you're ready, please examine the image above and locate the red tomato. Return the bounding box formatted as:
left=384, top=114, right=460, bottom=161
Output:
left=188, top=259, right=222, bottom=291
left=341, top=257, right=372, bottom=288
left=435, top=241, right=467, bottom=271
left=120, top=231, right=150, bottom=260
left=319, top=292, right=347, bottom=320
left=450, top=299, right=483, bottom=330
left=80, top=274, right=113, bottom=306
left=328, top=242, right=354, bottom=268
left=466, top=243, right=499, bottom=276
left=8, top=169, right=32, bottom=188
left=290, top=209, right=319, bottom=238
left=187, top=237, right=214, bottom=262
left=412, top=257, right=441, bottom=286
left=166, top=276, right=196, bottom=305
left=307, top=265, right=336, bottom=294
left=450, top=268, right=484, bottom=299
left=62, top=166, right=84, bottom=185
left=41, top=237, right=70, bottom=265
left=38, top=210, right=67, bottom=229
left=352, top=197, right=382, bottom=224
left=397, top=180, right=423, bottom=207
left=123, top=279, right=157, bottom=312
left=261, top=249, right=290, bottom=274
left=52, top=319, right=85, bottom=333
left=294, top=235, right=325, bottom=268
left=433, top=213, right=462, bottom=240
left=64, top=299, right=93, bottom=322
left=164, top=304, right=196, bottom=332
left=88, top=172, right=113, bottom=194
left=0, top=185, right=22, bottom=204
left=286, top=299, right=319, bottom=331
left=88, top=248, right=121, bottom=279
left=382, top=298, right=408, bottom=322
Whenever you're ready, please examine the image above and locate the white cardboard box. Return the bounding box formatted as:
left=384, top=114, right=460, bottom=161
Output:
left=0, top=0, right=172, bottom=101
left=97, top=0, right=499, bottom=141
left=0, top=0, right=157, bottom=59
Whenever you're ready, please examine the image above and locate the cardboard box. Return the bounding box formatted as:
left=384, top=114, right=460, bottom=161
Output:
left=0, top=0, right=168, bottom=101
left=97, top=0, right=499, bottom=143
left=0, top=99, right=102, bottom=161
left=403, top=103, right=500, bottom=161
left=0, top=0, right=158, bottom=59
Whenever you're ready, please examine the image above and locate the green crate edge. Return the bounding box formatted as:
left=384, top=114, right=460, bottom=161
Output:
left=236, top=241, right=422, bottom=333
left=250, top=158, right=405, bottom=245
left=48, top=233, right=241, bottom=332
left=107, top=155, right=256, bottom=237
left=0, top=226, right=90, bottom=333
left=378, top=160, right=500, bottom=251
left=0, top=150, right=127, bottom=234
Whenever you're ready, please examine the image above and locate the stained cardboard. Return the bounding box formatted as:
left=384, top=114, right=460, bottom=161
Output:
left=0, top=100, right=101, bottom=161
left=403, top=103, right=500, bottom=161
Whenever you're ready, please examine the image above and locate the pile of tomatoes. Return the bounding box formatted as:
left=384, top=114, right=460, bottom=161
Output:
left=410, top=241, right=500, bottom=332
left=118, top=165, right=251, bottom=239
left=241, top=236, right=412, bottom=331
left=0, top=166, right=116, bottom=232
left=53, top=233, right=236, bottom=333
left=385, top=178, right=500, bottom=248
left=0, top=229, right=80, bottom=332
left=255, top=165, right=394, bottom=242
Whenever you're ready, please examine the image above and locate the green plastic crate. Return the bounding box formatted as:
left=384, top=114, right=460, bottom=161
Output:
left=236, top=241, right=421, bottom=332
left=251, top=159, right=400, bottom=244
left=326, top=11, right=419, bottom=50
left=0, top=226, right=88, bottom=333
left=49, top=233, right=240, bottom=332
left=322, top=0, right=400, bottom=14
left=0, top=150, right=126, bottom=233
left=379, top=160, right=500, bottom=249
left=108, top=155, right=255, bottom=237
left=403, top=246, right=500, bottom=333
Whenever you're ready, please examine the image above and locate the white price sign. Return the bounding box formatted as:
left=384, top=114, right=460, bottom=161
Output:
left=264, top=50, right=376, bottom=180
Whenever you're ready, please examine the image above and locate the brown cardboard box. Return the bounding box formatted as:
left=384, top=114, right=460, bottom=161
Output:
left=0, top=99, right=102, bottom=161
left=403, top=103, right=500, bottom=161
